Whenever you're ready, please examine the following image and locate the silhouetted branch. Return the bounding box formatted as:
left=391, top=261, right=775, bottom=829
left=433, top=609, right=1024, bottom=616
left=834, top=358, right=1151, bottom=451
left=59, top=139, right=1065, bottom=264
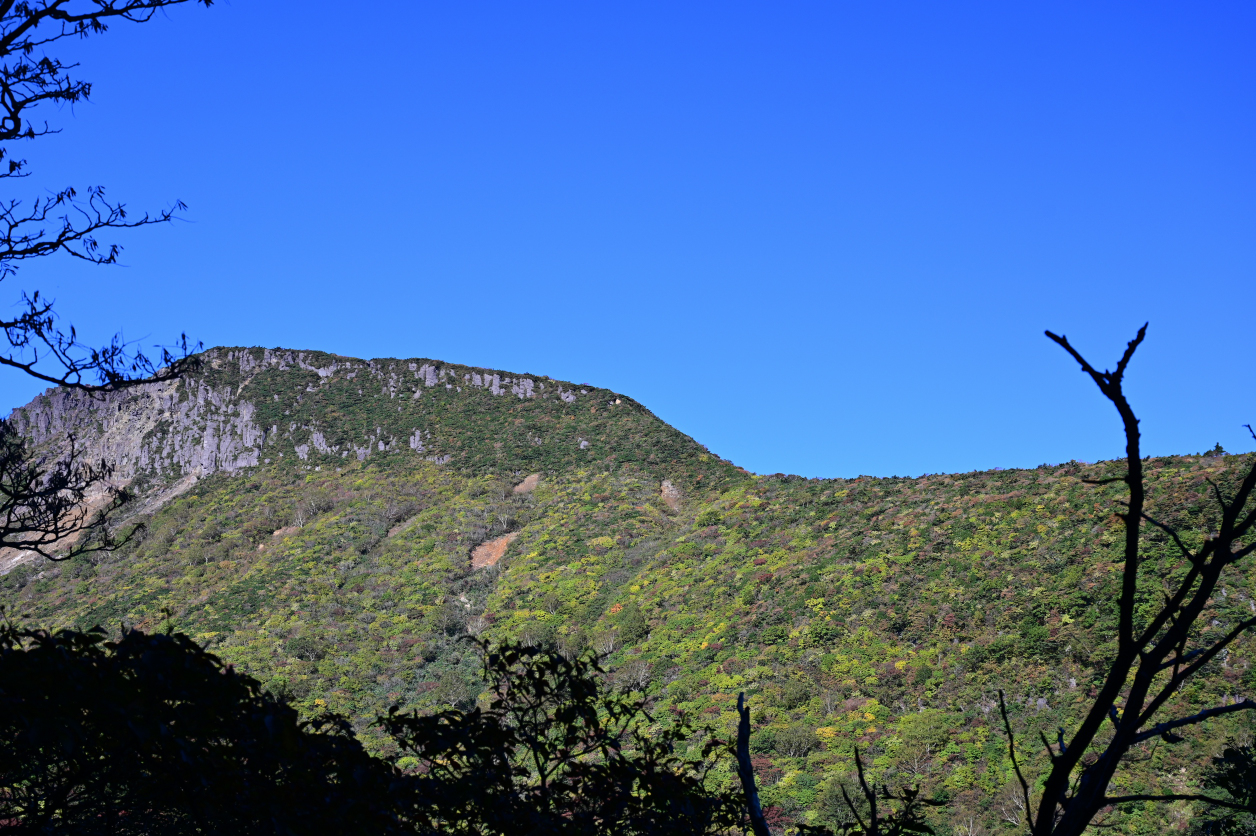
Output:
left=735, top=692, right=771, bottom=836
left=0, top=290, right=199, bottom=391
left=1102, top=794, right=1255, bottom=814
left=1131, top=700, right=1256, bottom=746
left=1001, top=326, right=1256, bottom=836
left=999, top=690, right=1033, bottom=821
left=0, top=0, right=209, bottom=567
left=0, top=187, right=186, bottom=277
left=0, top=2, right=207, bottom=391
left=1156, top=647, right=1204, bottom=672
left=0, top=420, right=141, bottom=561
left=1139, top=619, right=1256, bottom=725
left=1138, top=511, right=1198, bottom=566
left=0, top=1, right=215, bottom=146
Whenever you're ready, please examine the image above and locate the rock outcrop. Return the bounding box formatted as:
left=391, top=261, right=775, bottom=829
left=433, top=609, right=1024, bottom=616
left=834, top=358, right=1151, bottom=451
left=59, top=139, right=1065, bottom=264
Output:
left=9, top=376, right=261, bottom=483
left=7, top=347, right=575, bottom=491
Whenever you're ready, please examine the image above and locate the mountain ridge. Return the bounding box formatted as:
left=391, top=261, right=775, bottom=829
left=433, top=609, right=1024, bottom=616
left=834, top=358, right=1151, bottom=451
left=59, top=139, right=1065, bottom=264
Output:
left=3, top=346, right=1252, bottom=835
left=8, top=345, right=744, bottom=508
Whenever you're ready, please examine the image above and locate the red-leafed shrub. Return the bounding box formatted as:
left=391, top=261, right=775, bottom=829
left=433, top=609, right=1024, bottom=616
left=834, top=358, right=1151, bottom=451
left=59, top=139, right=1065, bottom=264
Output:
left=763, top=806, right=793, bottom=828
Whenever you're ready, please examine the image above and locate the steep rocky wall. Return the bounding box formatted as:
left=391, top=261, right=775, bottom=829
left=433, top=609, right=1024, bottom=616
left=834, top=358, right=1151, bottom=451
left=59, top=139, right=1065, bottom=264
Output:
left=6, top=347, right=557, bottom=488
left=8, top=376, right=260, bottom=482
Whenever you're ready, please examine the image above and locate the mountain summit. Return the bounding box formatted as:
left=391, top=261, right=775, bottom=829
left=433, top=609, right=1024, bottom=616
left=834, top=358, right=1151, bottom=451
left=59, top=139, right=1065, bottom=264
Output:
left=3, top=346, right=1249, bottom=833
left=10, top=346, right=741, bottom=497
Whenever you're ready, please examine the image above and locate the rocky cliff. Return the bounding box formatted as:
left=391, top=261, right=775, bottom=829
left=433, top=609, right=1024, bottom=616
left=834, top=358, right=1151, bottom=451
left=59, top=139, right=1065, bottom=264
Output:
left=8, top=345, right=739, bottom=515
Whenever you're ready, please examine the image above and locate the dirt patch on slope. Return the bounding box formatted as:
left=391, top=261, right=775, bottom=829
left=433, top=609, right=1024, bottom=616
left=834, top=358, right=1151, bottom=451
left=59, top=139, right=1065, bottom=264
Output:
left=471, top=531, right=520, bottom=569
left=388, top=514, right=421, bottom=537
left=0, top=548, right=37, bottom=575
left=661, top=479, right=682, bottom=512
left=513, top=474, right=540, bottom=494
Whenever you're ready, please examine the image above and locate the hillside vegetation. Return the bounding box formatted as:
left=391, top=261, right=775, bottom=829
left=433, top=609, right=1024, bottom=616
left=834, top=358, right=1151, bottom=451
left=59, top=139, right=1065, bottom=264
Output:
left=3, top=348, right=1253, bottom=834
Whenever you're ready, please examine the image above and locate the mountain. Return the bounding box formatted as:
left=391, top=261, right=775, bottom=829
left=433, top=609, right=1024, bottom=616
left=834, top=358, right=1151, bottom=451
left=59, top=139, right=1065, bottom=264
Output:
left=7, top=347, right=742, bottom=493
left=3, top=346, right=1251, bottom=834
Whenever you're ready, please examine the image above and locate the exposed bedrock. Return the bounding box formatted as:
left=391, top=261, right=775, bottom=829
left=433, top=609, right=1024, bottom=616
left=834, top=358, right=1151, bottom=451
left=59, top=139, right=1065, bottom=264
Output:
left=6, top=347, right=556, bottom=489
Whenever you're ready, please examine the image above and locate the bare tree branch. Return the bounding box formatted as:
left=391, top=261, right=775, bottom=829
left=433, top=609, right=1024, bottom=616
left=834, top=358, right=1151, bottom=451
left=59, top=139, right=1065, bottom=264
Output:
left=1138, top=510, right=1199, bottom=566
left=1000, top=326, right=1256, bottom=836
left=1103, top=794, right=1255, bottom=814
left=0, top=419, right=139, bottom=561
left=735, top=692, right=770, bottom=836
left=0, top=0, right=209, bottom=565
left=0, top=289, right=199, bottom=392
left=999, top=689, right=1034, bottom=822
left=0, top=1, right=208, bottom=392
left=1138, top=619, right=1256, bottom=729
left=1132, top=700, right=1256, bottom=746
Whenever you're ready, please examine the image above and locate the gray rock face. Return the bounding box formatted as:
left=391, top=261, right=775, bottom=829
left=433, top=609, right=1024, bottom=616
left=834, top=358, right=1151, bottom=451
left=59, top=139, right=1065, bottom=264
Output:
left=9, top=376, right=261, bottom=482
left=7, top=350, right=322, bottom=486
left=465, top=370, right=536, bottom=399
left=6, top=347, right=588, bottom=494
left=6, top=346, right=379, bottom=485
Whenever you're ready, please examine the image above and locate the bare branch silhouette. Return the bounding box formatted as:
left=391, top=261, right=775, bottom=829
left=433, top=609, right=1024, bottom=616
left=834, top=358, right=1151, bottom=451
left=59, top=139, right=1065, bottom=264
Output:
left=0, top=1, right=210, bottom=565
left=992, top=326, right=1256, bottom=835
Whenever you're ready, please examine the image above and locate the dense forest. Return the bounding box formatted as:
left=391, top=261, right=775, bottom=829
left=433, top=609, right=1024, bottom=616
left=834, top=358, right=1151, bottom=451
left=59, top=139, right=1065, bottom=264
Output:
left=3, top=347, right=1253, bottom=833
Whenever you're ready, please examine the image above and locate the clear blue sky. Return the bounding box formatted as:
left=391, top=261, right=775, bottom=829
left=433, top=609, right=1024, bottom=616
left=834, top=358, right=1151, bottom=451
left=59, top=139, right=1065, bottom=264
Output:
left=3, top=1, right=1253, bottom=477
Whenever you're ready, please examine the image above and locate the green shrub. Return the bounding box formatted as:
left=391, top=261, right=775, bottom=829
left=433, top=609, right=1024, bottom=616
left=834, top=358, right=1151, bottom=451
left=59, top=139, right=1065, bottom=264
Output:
left=696, top=509, right=722, bottom=528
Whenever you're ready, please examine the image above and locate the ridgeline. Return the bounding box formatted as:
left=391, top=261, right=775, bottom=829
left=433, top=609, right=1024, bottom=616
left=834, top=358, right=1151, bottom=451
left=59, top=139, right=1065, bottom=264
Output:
left=3, top=346, right=1251, bottom=834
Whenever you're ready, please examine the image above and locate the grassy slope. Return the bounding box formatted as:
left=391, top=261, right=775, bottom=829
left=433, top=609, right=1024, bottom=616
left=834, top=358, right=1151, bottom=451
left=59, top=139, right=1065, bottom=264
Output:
left=4, top=351, right=1254, bottom=835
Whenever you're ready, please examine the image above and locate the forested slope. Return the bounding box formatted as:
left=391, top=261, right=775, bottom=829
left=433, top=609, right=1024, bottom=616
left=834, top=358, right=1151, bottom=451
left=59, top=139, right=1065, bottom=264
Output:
left=2, top=347, right=1252, bottom=834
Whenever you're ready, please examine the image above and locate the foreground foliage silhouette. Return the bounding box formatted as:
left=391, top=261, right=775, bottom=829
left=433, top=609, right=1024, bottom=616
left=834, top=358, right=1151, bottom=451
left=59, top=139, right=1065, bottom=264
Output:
left=1189, top=743, right=1256, bottom=835
left=381, top=640, right=744, bottom=834
left=0, top=613, right=404, bottom=834
left=0, top=618, right=745, bottom=835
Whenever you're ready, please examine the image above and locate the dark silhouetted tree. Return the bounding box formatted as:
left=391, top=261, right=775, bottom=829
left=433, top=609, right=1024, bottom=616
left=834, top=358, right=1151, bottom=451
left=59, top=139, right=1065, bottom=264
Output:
left=992, top=326, right=1256, bottom=836
left=1189, top=742, right=1256, bottom=835
left=769, top=327, right=1256, bottom=835
left=2, top=624, right=757, bottom=834
left=0, top=613, right=405, bottom=834
left=734, top=692, right=938, bottom=836
left=0, top=1, right=210, bottom=562
left=380, top=640, right=745, bottom=835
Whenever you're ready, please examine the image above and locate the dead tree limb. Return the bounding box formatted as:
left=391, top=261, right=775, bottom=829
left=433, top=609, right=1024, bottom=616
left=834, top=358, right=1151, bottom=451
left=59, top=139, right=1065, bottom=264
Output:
left=0, top=1, right=210, bottom=564
left=998, top=326, right=1256, bottom=835
left=736, top=692, right=771, bottom=836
